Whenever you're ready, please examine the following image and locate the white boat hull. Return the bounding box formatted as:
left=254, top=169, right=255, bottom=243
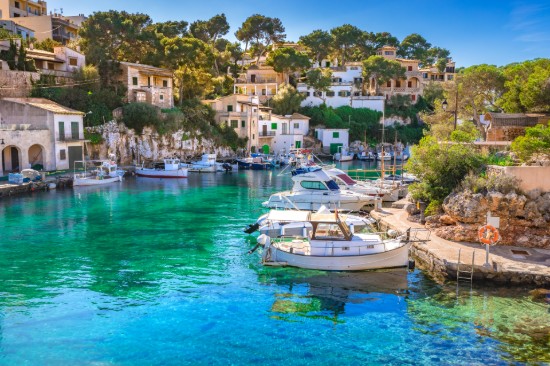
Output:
left=135, top=168, right=188, bottom=178
left=265, top=242, right=411, bottom=271
left=73, top=175, right=122, bottom=186
left=262, top=191, right=372, bottom=211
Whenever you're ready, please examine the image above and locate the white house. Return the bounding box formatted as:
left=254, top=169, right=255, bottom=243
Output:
left=0, top=98, right=85, bottom=176
left=258, top=113, right=310, bottom=154
left=315, top=128, right=349, bottom=154
left=297, top=63, right=385, bottom=111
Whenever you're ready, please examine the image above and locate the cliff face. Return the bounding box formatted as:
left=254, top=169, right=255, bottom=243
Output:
left=426, top=190, right=550, bottom=249
left=85, top=122, right=236, bottom=164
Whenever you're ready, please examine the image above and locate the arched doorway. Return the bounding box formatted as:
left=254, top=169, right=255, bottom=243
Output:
left=2, top=145, right=21, bottom=173
left=262, top=144, right=270, bottom=154
left=28, top=144, right=45, bottom=170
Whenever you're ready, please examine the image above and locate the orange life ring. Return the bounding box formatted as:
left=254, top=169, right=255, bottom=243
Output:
left=478, top=225, right=499, bottom=245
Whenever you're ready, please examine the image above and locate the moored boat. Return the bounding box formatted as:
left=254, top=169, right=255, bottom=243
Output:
left=73, top=159, right=124, bottom=186
left=136, top=158, right=188, bottom=178
left=258, top=211, right=411, bottom=271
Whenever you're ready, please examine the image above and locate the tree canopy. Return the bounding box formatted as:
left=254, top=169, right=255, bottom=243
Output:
left=362, top=55, right=406, bottom=94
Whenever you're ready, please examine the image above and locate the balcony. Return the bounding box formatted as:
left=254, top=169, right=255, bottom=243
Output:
left=218, top=111, right=248, bottom=118
left=405, top=70, right=423, bottom=78
left=57, top=136, right=85, bottom=142
left=235, top=77, right=278, bottom=84
left=259, top=131, right=276, bottom=137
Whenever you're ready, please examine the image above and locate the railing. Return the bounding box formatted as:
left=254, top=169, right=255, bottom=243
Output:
left=259, top=131, right=276, bottom=137
left=235, top=78, right=278, bottom=84
left=56, top=136, right=85, bottom=142
left=218, top=112, right=248, bottom=118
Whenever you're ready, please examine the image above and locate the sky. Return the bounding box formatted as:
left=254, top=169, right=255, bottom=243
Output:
left=50, top=0, right=550, bottom=67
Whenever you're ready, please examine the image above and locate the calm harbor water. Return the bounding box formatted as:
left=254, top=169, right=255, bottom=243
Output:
left=0, top=166, right=548, bottom=365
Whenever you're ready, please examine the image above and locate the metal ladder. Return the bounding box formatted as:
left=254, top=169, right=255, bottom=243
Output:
left=456, top=248, right=475, bottom=283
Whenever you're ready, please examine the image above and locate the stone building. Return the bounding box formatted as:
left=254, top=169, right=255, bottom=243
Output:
left=117, top=62, right=174, bottom=109
left=233, top=65, right=285, bottom=103
left=483, top=112, right=549, bottom=142
left=0, top=97, right=85, bottom=176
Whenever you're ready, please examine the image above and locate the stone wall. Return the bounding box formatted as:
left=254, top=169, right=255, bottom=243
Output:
left=0, top=70, right=39, bottom=98
left=427, top=190, right=550, bottom=249
left=488, top=165, right=550, bottom=192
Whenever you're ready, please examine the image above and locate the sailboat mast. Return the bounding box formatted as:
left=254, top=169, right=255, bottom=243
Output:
left=381, top=100, right=385, bottom=181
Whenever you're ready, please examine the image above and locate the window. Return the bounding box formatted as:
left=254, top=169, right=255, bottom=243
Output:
left=261, top=89, right=267, bottom=95
left=337, top=91, right=350, bottom=97
left=333, top=132, right=339, bottom=138
left=301, top=91, right=310, bottom=97
left=294, top=123, right=299, bottom=129
left=326, top=91, right=335, bottom=97
left=353, top=91, right=361, bottom=96
left=69, top=57, right=78, bottom=66
left=423, top=73, right=428, bottom=79
left=227, top=105, right=233, bottom=112
left=241, top=120, right=245, bottom=128
left=384, top=51, right=393, bottom=55
left=47, top=62, right=54, bottom=70
left=408, top=81, right=412, bottom=88
left=325, top=61, right=331, bottom=67
left=395, top=81, right=401, bottom=87
left=447, top=75, right=454, bottom=81
left=136, top=91, right=146, bottom=102
left=354, top=77, right=363, bottom=84
left=271, top=123, right=277, bottom=130
left=71, top=122, right=79, bottom=140
left=386, top=81, right=391, bottom=87
left=230, top=120, right=238, bottom=128
left=160, top=94, right=164, bottom=100
left=300, top=181, right=328, bottom=190
left=58, top=122, right=65, bottom=140
left=163, top=80, right=168, bottom=87
left=14, top=1, right=20, bottom=8
left=411, top=95, right=416, bottom=102
left=407, top=66, right=413, bottom=71
left=313, top=91, right=323, bottom=97
left=60, top=149, right=66, bottom=160
left=332, top=77, right=342, bottom=83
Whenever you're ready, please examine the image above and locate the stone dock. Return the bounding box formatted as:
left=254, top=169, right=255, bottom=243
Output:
left=371, top=205, right=550, bottom=286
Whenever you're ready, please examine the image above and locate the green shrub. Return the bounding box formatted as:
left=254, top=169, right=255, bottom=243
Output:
left=459, top=172, right=521, bottom=195
left=424, top=200, right=442, bottom=217
left=84, top=131, right=104, bottom=145
left=121, top=103, right=161, bottom=134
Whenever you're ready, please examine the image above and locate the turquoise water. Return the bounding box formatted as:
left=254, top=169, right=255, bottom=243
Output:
left=0, top=170, right=548, bottom=365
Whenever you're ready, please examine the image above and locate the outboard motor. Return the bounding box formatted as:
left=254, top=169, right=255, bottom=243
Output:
left=222, top=163, right=232, bottom=172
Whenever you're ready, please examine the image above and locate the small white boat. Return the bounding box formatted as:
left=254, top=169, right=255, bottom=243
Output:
left=73, top=159, right=124, bottom=186
left=325, top=168, right=390, bottom=198
left=244, top=206, right=376, bottom=237
left=136, top=158, right=188, bottom=178
left=358, top=151, right=375, bottom=161
left=333, top=146, right=354, bottom=162
left=186, top=154, right=218, bottom=173
left=258, top=211, right=411, bottom=271
left=262, top=168, right=373, bottom=211
left=376, top=151, right=392, bottom=161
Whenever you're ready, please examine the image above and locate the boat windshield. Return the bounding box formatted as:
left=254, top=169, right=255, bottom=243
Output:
left=314, top=223, right=345, bottom=239
left=325, top=180, right=340, bottom=191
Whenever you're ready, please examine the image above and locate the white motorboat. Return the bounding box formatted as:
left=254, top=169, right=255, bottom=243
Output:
left=186, top=154, right=218, bottom=173
left=258, top=212, right=411, bottom=271
left=245, top=207, right=376, bottom=237
left=136, top=158, right=188, bottom=178
left=333, top=146, right=354, bottom=162
left=325, top=168, right=391, bottom=198
left=262, top=168, right=373, bottom=211
left=376, top=151, right=392, bottom=161
left=73, top=159, right=124, bottom=186
left=357, top=151, right=375, bottom=161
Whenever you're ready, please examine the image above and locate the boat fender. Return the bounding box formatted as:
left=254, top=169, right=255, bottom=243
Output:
left=408, top=259, right=416, bottom=270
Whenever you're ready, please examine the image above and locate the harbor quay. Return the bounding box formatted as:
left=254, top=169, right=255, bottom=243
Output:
left=372, top=204, right=550, bottom=286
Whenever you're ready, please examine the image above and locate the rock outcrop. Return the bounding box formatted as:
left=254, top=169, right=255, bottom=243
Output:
left=426, top=190, right=550, bottom=249
left=86, top=122, right=236, bottom=164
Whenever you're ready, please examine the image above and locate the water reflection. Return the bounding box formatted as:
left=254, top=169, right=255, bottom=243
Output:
left=260, top=269, right=409, bottom=323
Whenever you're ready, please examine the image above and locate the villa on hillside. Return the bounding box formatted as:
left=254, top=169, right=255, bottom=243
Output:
left=116, top=62, right=174, bottom=109
left=233, top=65, right=285, bottom=103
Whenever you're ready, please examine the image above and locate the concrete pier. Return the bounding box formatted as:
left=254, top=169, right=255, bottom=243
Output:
left=371, top=205, right=550, bottom=286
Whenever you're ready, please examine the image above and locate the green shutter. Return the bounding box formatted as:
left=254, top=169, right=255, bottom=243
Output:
left=71, top=122, right=79, bottom=140
left=295, top=141, right=301, bottom=148
left=241, top=120, right=245, bottom=128
left=271, top=123, right=277, bottom=130
left=58, top=122, right=65, bottom=141
left=333, top=132, right=339, bottom=138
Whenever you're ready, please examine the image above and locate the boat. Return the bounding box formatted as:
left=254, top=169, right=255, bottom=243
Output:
left=73, top=159, right=124, bottom=186
left=325, top=168, right=392, bottom=198
left=258, top=211, right=411, bottom=271
left=262, top=168, right=373, bottom=211
left=185, top=154, right=218, bottom=173
left=244, top=206, right=376, bottom=237
left=333, top=146, right=354, bottom=162
left=376, top=151, right=392, bottom=161
left=136, top=158, right=188, bottom=178
left=357, top=151, right=375, bottom=161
